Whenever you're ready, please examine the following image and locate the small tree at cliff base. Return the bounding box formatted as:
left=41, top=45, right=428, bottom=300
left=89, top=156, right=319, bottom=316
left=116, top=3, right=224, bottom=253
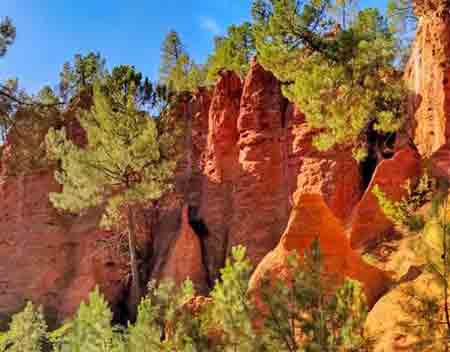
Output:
left=46, top=73, right=177, bottom=316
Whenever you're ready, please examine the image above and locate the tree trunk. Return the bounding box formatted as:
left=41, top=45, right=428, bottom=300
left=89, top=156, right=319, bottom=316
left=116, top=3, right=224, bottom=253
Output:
left=127, top=205, right=142, bottom=319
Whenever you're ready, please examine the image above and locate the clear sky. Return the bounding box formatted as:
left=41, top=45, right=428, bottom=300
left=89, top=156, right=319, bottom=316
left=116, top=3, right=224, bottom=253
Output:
left=1, top=0, right=388, bottom=94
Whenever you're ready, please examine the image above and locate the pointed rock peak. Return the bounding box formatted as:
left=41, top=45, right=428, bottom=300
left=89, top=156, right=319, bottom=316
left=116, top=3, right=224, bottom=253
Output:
left=159, top=205, right=209, bottom=294
left=214, top=70, right=242, bottom=97
left=250, top=193, right=390, bottom=309
left=242, top=58, right=280, bottom=97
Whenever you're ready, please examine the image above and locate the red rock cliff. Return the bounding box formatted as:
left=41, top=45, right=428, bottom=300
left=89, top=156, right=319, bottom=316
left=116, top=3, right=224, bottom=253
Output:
left=404, top=0, right=450, bottom=157
left=0, top=60, right=369, bottom=326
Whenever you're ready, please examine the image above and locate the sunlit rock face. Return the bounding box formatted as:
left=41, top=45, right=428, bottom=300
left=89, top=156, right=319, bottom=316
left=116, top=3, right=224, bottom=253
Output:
left=248, top=193, right=390, bottom=321
left=403, top=0, right=450, bottom=157
left=0, top=105, right=148, bottom=328
left=350, top=147, right=422, bottom=249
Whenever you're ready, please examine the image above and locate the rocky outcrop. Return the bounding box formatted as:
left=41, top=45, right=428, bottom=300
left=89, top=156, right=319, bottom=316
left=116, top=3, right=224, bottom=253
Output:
left=200, top=71, right=242, bottom=281
left=0, top=170, right=132, bottom=328
left=229, top=60, right=290, bottom=267
left=286, top=104, right=363, bottom=222
left=249, top=193, right=390, bottom=313
left=0, top=107, right=151, bottom=328
left=404, top=0, right=450, bottom=157
left=365, top=273, right=442, bottom=352
left=159, top=206, right=209, bottom=294
left=0, top=59, right=374, bottom=326
left=350, top=147, right=422, bottom=249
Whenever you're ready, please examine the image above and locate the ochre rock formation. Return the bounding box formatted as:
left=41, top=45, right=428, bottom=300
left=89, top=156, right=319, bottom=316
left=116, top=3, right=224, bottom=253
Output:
left=249, top=193, right=390, bottom=311
left=286, top=104, right=363, bottom=222
left=228, top=60, right=290, bottom=267
left=0, top=107, right=150, bottom=328
left=159, top=206, right=209, bottom=294
left=350, top=147, right=422, bottom=249
left=365, top=273, right=442, bottom=352
left=403, top=0, right=450, bottom=157
left=0, top=60, right=378, bottom=325
left=200, top=71, right=242, bottom=281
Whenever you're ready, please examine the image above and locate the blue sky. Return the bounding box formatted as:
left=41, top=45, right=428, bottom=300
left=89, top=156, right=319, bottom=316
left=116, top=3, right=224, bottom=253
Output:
left=1, top=0, right=388, bottom=94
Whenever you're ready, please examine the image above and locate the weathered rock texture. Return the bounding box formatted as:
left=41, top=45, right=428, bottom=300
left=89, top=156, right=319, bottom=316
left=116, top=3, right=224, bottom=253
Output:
left=286, top=104, right=363, bottom=222
left=350, top=147, right=422, bottom=249
left=404, top=0, right=450, bottom=157
left=365, top=273, right=443, bottom=352
left=200, top=71, right=242, bottom=281
left=0, top=108, right=150, bottom=328
left=159, top=206, right=208, bottom=294
left=229, top=60, right=290, bottom=267
left=249, top=193, right=390, bottom=312
left=0, top=62, right=369, bottom=325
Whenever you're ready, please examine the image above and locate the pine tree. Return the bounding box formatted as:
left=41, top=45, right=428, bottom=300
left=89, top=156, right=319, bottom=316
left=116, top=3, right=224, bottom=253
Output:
left=387, top=0, right=416, bottom=67
left=332, top=0, right=359, bottom=29
left=46, top=78, right=177, bottom=315
left=253, top=0, right=405, bottom=160
left=0, top=16, right=15, bottom=57
left=100, top=65, right=154, bottom=111
left=1, top=302, right=48, bottom=352
left=259, top=241, right=369, bottom=351
left=206, top=22, right=255, bottom=83
left=160, top=31, right=186, bottom=85
left=204, top=246, right=262, bottom=352
left=160, top=31, right=206, bottom=92
left=59, top=52, right=106, bottom=102
left=53, top=288, right=125, bottom=352
left=36, top=85, right=59, bottom=105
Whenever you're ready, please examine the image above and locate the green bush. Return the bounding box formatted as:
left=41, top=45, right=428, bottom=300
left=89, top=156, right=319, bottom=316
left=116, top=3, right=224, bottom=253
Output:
left=373, top=172, right=435, bottom=232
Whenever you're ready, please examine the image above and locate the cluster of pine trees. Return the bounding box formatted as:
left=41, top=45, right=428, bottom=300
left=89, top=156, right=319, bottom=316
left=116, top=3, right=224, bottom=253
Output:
left=0, top=244, right=369, bottom=352
left=2, top=1, right=415, bottom=158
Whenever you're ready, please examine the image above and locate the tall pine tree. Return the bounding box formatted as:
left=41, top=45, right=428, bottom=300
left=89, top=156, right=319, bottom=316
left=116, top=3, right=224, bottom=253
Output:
left=253, top=0, right=405, bottom=160
left=205, top=22, right=255, bottom=83
left=46, top=72, right=177, bottom=314
left=59, top=52, right=106, bottom=102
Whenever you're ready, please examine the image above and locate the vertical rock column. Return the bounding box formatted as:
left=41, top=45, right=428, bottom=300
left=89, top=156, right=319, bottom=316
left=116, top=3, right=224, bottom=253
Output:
left=229, top=60, right=289, bottom=267
left=403, top=0, right=450, bottom=157
left=200, top=71, right=242, bottom=281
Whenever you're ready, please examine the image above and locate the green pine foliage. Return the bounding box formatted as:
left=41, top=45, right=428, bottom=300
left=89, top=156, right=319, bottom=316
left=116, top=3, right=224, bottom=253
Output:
left=59, top=52, right=106, bottom=102
left=0, top=302, right=48, bottom=352
left=0, top=78, right=28, bottom=141
left=259, top=240, right=369, bottom=351
left=252, top=0, right=406, bottom=160
left=387, top=0, right=416, bottom=67
left=46, top=77, right=177, bottom=306
left=52, top=288, right=125, bottom=352
left=3, top=244, right=371, bottom=351
left=373, top=172, right=436, bottom=232
left=205, top=22, right=255, bottom=83
left=46, top=84, right=175, bottom=225
left=159, top=31, right=207, bottom=93
left=204, top=246, right=262, bottom=352
left=0, top=16, right=15, bottom=58
left=35, top=86, right=60, bottom=105
left=160, top=30, right=186, bottom=83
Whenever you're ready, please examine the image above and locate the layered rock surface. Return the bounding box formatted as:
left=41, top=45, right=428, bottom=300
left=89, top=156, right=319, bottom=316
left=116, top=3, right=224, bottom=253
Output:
left=0, top=61, right=370, bottom=326
left=404, top=0, right=450, bottom=157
